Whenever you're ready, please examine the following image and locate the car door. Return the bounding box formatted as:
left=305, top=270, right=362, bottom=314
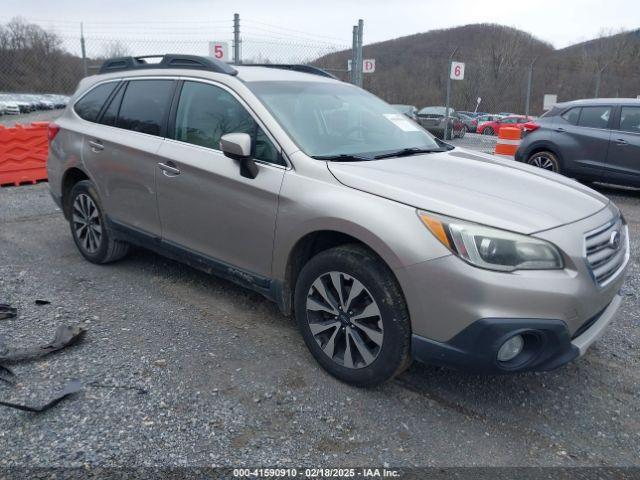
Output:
left=497, top=116, right=518, bottom=133
left=155, top=79, right=286, bottom=279
left=82, top=78, right=177, bottom=237
left=553, top=105, right=612, bottom=176
left=606, top=105, right=640, bottom=184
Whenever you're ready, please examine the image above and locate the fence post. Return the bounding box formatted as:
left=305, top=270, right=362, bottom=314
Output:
left=356, top=19, right=364, bottom=87
left=80, top=22, right=88, bottom=76
left=525, top=57, right=537, bottom=117
left=350, top=26, right=358, bottom=85
left=233, top=13, right=241, bottom=65
left=595, top=64, right=607, bottom=98
left=444, top=47, right=458, bottom=140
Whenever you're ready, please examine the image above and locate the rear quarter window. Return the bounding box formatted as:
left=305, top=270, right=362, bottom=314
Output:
left=561, top=107, right=580, bottom=125
left=74, top=82, right=118, bottom=122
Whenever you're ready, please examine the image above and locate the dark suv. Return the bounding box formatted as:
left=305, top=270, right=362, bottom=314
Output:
left=516, top=98, right=640, bottom=187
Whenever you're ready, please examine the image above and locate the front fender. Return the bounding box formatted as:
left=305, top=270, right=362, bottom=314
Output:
left=271, top=166, right=450, bottom=283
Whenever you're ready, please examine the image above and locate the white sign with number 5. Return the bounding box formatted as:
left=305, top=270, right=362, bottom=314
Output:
left=450, top=61, right=465, bottom=80
left=209, top=41, right=229, bottom=62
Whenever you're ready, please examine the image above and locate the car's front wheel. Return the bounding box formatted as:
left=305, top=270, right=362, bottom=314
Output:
left=483, top=127, right=494, bottom=135
left=294, top=244, right=411, bottom=387
left=526, top=151, right=560, bottom=173
left=68, top=180, right=130, bottom=264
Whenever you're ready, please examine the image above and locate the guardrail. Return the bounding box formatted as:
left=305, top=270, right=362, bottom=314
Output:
left=0, top=122, right=49, bottom=187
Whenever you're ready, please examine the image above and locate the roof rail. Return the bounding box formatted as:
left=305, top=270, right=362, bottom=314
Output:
left=98, top=54, right=238, bottom=76
left=241, top=64, right=337, bottom=79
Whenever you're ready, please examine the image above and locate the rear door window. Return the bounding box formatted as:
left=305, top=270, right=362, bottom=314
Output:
left=74, top=82, right=118, bottom=122
left=618, top=106, right=640, bottom=134
left=577, top=106, right=611, bottom=129
left=116, top=80, right=176, bottom=136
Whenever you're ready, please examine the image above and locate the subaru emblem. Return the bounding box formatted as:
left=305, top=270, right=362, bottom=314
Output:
left=609, top=231, right=621, bottom=250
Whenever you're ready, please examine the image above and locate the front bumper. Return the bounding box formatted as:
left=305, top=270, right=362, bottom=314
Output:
left=411, top=294, right=622, bottom=373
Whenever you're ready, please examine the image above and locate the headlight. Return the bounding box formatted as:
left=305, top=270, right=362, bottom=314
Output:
left=418, top=211, right=563, bottom=272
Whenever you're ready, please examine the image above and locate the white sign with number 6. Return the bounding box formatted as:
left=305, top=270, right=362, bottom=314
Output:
left=450, top=61, right=465, bottom=80
left=209, top=41, right=229, bottom=62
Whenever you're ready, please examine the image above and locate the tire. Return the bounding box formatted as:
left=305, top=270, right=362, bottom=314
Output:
left=294, top=244, right=412, bottom=387
left=526, top=150, right=561, bottom=173
left=459, top=125, right=467, bottom=138
left=68, top=180, right=130, bottom=264
left=483, top=127, right=494, bottom=136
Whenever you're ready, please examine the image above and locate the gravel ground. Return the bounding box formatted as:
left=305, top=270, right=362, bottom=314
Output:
left=0, top=182, right=638, bottom=468
left=0, top=109, right=63, bottom=127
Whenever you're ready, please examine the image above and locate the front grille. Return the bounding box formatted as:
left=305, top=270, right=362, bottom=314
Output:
left=584, top=216, right=628, bottom=287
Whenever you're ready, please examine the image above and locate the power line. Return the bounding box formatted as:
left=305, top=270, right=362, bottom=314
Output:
left=243, top=18, right=350, bottom=44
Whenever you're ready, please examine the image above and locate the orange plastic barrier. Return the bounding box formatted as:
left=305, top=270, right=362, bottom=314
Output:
left=0, top=122, right=49, bottom=187
left=494, top=126, right=521, bottom=157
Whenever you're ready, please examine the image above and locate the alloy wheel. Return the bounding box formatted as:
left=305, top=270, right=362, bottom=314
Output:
left=72, top=193, right=102, bottom=253
left=528, top=154, right=557, bottom=171
left=305, top=271, right=384, bottom=369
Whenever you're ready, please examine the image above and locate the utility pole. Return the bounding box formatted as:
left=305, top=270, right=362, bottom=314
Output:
left=356, top=19, right=363, bottom=87
left=444, top=47, right=458, bottom=140
left=351, top=25, right=358, bottom=85
left=595, top=64, right=607, bottom=98
left=525, top=56, right=537, bottom=117
left=233, top=13, right=241, bottom=65
left=80, top=22, right=88, bottom=76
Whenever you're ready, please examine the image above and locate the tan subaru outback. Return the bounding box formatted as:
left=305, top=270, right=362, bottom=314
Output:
left=47, top=55, right=629, bottom=386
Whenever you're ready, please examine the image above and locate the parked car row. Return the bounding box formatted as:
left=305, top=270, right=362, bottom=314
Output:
left=392, top=104, right=535, bottom=139
left=0, top=93, right=69, bottom=115
left=394, top=98, right=640, bottom=188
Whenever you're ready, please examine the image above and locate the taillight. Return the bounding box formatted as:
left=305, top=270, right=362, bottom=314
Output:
left=48, top=123, right=60, bottom=141
left=522, top=121, right=539, bottom=133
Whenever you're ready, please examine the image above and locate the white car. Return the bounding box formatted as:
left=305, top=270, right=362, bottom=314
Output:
left=0, top=101, right=20, bottom=115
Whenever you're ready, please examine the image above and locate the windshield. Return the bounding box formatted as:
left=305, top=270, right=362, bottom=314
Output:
left=247, top=81, right=440, bottom=158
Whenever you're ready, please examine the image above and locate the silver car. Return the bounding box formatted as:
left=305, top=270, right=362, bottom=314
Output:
left=47, top=55, right=630, bottom=386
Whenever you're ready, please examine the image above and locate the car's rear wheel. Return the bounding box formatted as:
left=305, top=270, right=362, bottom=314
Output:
left=459, top=125, right=467, bottom=138
left=526, top=151, right=560, bottom=173
left=68, top=180, right=130, bottom=264
left=483, top=127, right=494, bottom=135
left=294, top=244, right=411, bottom=387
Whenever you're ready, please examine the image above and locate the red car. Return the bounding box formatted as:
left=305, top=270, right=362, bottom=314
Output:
left=477, top=115, right=532, bottom=136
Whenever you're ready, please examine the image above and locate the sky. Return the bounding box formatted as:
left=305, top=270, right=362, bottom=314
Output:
left=2, top=0, right=639, bottom=51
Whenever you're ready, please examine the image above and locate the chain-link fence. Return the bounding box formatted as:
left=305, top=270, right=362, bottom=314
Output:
left=1, top=15, right=639, bottom=152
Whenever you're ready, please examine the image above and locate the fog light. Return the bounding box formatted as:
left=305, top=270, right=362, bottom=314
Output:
left=497, top=335, right=524, bottom=362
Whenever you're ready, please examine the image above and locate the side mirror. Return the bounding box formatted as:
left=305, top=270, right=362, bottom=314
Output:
left=220, top=133, right=258, bottom=179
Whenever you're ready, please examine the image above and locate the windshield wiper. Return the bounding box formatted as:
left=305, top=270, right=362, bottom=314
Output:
left=312, top=153, right=372, bottom=162
left=373, top=147, right=444, bottom=160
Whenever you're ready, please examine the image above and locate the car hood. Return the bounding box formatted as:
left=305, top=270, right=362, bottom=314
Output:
left=327, top=148, right=609, bottom=234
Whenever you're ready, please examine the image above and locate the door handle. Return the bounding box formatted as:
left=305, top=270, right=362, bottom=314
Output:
left=555, top=127, right=566, bottom=133
left=614, top=138, right=629, bottom=146
left=88, top=139, right=104, bottom=152
left=158, top=162, right=181, bottom=176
